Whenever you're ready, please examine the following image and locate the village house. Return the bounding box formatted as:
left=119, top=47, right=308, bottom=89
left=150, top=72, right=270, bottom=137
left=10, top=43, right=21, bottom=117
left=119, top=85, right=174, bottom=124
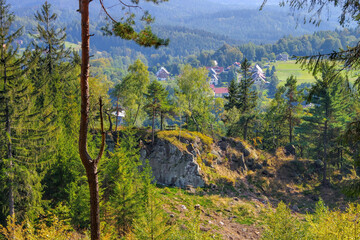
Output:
left=210, top=84, right=228, bottom=98
left=251, top=64, right=269, bottom=84
left=206, top=66, right=224, bottom=86
left=156, top=67, right=170, bottom=81
left=276, top=53, right=289, bottom=61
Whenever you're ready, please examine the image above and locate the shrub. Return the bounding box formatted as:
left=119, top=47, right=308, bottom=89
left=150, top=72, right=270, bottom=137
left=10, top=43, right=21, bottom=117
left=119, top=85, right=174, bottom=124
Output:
left=261, top=202, right=309, bottom=240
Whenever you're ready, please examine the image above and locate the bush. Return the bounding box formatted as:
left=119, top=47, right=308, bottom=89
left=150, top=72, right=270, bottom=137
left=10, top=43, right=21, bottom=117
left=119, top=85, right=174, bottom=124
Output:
left=261, top=202, right=309, bottom=240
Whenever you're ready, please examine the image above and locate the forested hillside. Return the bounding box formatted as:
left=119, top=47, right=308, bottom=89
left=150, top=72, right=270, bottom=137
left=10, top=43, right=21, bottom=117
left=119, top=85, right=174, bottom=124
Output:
left=1, top=0, right=360, bottom=240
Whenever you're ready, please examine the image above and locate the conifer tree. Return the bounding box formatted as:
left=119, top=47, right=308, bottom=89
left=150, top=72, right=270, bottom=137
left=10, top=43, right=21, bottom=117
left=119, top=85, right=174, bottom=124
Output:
left=262, top=86, right=287, bottom=151
left=237, top=58, right=258, bottom=141
left=301, top=63, right=352, bottom=185
left=144, top=80, right=169, bottom=143
left=0, top=0, right=42, bottom=223
left=284, top=75, right=303, bottom=144
left=224, top=78, right=239, bottom=111
left=78, top=1, right=168, bottom=238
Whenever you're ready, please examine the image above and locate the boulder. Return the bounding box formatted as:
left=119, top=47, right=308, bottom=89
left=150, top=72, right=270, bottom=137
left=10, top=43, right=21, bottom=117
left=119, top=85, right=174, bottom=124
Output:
left=285, top=144, right=296, bottom=156
left=140, top=139, right=205, bottom=188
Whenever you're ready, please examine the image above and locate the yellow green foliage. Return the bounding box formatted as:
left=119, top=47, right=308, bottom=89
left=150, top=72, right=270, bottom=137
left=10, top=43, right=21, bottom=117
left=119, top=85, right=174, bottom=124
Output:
left=157, top=130, right=213, bottom=152
left=262, top=200, right=360, bottom=240
left=261, top=202, right=308, bottom=240
left=0, top=216, right=74, bottom=240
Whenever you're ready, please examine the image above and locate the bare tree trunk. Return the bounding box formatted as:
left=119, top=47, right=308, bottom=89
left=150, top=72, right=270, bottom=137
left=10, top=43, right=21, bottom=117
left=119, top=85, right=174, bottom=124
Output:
left=79, top=1, right=105, bottom=239
left=152, top=109, right=155, bottom=144
left=323, top=119, right=328, bottom=186
left=289, top=114, right=293, bottom=144
left=243, top=119, right=248, bottom=141
left=133, top=104, right=141, bottom=126
left=115, top=97, right=119, bottom=131
left=106, top=111, right=112, bottom=132
left=160, top=111, right=164, bottom=131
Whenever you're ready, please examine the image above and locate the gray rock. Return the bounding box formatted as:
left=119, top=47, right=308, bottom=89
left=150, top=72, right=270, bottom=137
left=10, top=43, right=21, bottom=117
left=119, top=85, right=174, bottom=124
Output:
left=254, top=163, right=263, bottom=170
left=292, top=204, right=299, bottom=211
left=218, top=141, right=228, bottom=151
left=140, top=139, right=205, bottom=188
left=285, top=144, right=296, bottom=156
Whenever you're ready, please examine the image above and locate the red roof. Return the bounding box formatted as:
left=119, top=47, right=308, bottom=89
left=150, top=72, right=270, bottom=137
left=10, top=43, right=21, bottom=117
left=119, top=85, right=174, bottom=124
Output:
left=214, top=87, right=228, bottom=94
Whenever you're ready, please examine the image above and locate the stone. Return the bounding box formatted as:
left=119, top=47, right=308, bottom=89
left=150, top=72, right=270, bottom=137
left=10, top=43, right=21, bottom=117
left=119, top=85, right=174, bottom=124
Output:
left=292, top=204, right=299, bottom=211
left=186, top=185, right=196, bottom=194
left=285, top=144, right=296, bottom=156
left=254, top=163, right=263, bottom=170
left=170, top=214, right=175, bottom=218
left=219, top=221, right=224, bottom=226
left=218, top=141, right=228, bottom=151
left=180, top=205, right=187, bottom=210
left=140, top=139, right=205, bottom=188
left=200, top=227, right=211, bottom=232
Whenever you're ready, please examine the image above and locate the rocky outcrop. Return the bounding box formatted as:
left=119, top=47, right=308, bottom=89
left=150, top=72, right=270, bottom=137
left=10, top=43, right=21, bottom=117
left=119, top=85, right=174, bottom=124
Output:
left=139, top=133, right=262, bottom=189
left=140, top=138, right=205, bottom=188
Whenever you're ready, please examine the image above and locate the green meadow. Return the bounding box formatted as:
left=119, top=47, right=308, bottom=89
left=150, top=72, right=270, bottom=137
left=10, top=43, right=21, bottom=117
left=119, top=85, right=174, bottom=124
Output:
left=271, top=60, right=359, bottom=85
left=271, top=60, right=315, bottom=85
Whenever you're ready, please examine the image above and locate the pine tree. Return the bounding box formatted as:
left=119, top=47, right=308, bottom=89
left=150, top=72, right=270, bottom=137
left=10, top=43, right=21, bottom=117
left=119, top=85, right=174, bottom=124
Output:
left=131, top=164, right=173, bottom=240
left=301, top=62, right=352, bottom=185
left=262, top=86, right=287, bottom=151
left=224, top=79, right=238, bottom=111
left=237, top=58, right=258, bottom=141
left=144, top=80, right=169, bottom=143
left=284, top=75, right=303, bottom=145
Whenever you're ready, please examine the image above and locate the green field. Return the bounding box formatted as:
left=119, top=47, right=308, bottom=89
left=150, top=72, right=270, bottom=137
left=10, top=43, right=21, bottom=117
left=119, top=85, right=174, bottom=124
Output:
left=271, top=60, right=315, bottom=85
left=271, top=60, right=358, bottom=85
left=65, top=41, right=81, bottom=51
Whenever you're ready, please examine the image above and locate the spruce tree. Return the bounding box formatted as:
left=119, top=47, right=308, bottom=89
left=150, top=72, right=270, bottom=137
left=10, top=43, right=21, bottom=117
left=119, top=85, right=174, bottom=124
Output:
left=144, top=80, right=169, bottom=143
left=301, top=63, right=352, bottom=185
left=224, top=78, right=239, bottom=111
left=237, top=58, right=258, bottom=141
left=284, top=75, right=303, bottom=145
left=0, top=0, right=42, bottom=223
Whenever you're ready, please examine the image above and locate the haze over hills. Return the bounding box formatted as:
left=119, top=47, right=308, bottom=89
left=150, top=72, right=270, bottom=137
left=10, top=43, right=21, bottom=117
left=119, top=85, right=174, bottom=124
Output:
left=10, top=0, right=343, bottom=45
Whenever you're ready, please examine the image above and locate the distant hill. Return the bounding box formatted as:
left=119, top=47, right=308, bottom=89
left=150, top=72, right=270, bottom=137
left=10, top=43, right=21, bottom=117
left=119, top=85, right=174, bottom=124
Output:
left=10, top=0, right=342, bottom=44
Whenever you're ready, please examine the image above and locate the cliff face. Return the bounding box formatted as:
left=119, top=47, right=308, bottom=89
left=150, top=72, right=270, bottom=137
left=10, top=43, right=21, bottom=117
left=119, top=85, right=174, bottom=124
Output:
left=140, top=138, right=205, bottom=188
left=139, top=131, right=261, bottom=189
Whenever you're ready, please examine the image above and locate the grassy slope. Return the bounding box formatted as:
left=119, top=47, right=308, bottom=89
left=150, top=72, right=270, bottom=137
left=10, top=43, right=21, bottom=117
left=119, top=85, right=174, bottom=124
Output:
left=271, top=60, right=315, bottom=85
left=271, top=60, right=357, bottom=85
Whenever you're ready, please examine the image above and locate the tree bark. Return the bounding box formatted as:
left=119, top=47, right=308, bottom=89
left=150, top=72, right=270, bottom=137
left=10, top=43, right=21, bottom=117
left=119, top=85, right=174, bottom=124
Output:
left=323, top=119, right=328, bottom=186
left=106, top=111, right=112, bottom=132
left=243, top=119, right=248, bottom=141
left=115, top=97, right=119, bottom=131
left=160, top=111, right=163, bottom=131
left=79, top=1, right=105, bottom=239
left=133, top=104, right=141, bottom=126
left=152, top=109, right=155, bottom=144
